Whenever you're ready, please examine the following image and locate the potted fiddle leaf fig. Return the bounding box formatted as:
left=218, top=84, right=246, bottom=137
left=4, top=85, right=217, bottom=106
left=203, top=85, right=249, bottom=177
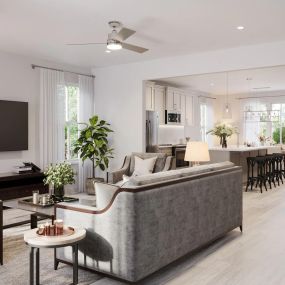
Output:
left=43, top=162, right=75, bottom=200
left=73, top=115, right=114, bottom=194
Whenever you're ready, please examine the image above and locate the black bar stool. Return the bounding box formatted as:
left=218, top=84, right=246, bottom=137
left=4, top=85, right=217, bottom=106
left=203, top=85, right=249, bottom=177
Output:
left=246, top=157, right=256, bottom=192
left=265, top=154, right=276, bottom=189
left=255, top=156, right=268, bottom=193
left=272, top=153, right=284, bottom=186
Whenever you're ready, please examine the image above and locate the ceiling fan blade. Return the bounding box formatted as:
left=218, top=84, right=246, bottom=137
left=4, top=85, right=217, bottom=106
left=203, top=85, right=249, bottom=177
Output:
left=115, top=28, right=136, bottom=41
left=121, top=42, right=148, bottom=53
left=66, top=43, right=106, bottom=46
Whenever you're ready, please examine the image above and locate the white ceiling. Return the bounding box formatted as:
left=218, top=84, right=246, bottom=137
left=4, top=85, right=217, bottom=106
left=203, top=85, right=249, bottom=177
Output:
left=0, top=0, right=285, bottom=68
left=155, top=65, right=285, bottom=96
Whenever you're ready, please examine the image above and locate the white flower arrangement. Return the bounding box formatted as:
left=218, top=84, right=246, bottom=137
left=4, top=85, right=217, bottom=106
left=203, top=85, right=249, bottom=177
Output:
left=43, top=162, right=75, bottom=188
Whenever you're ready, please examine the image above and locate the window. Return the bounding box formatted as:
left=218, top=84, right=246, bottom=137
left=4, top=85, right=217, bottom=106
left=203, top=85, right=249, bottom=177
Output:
left=243, top=101, right=282, bottom=144
left=200, top=102, right=213, bottom=145
left=271, top=103, right=285, bottom=144
left=65, top=85, right=79, bottom=160
left=244, top=102, right=268, bottom=144
left=200, top=104, right=207, bottom=142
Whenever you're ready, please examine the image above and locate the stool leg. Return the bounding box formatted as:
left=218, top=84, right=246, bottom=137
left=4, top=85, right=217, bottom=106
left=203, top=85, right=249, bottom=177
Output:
left=30, top=247, right=34, bottom=285
left=72, top=244, right=78, bottom=285
left=36, top=248, right=40, bottom=285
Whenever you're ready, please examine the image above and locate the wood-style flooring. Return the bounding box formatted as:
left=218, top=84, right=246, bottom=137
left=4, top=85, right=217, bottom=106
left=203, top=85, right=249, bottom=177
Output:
left=95, top=186, right=285, bottom=285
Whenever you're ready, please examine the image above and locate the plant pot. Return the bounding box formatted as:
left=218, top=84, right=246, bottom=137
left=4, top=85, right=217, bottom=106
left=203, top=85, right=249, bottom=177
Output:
left=54, top=185, right=64, bottom=200
left=86, top=177, right=104, bottom=195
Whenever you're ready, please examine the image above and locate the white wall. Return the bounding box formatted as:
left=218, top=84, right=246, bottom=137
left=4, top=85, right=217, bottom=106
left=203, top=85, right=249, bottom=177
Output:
left=93, top=40, right=285, bottom=170
left=0, top=51, right=90, bottom=173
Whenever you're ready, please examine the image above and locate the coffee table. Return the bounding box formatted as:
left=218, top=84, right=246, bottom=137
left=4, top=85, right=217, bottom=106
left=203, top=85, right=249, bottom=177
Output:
left=3, top=196, right=79, bottom=229
left=24, top=227, right=86, bottom=285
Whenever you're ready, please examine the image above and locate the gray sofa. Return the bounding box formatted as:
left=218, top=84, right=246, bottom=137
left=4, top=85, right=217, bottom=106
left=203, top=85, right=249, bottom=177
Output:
left=55, top=161, right=243, bottom=282
left=107, top=152, right=175, bottom=184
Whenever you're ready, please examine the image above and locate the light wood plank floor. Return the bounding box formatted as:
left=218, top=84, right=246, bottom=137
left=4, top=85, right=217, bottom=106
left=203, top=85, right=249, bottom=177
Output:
left=95, top=186, right=285, bottom=285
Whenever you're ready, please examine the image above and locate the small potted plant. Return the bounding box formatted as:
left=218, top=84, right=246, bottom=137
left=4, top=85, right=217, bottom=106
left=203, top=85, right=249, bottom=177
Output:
left=207, top=123, right=238, bottom=148
left=43, top=162, right=75, bottom=200
left=258, top=132, right=269, bottom=146
left=73, top=115, right=114, bottom=195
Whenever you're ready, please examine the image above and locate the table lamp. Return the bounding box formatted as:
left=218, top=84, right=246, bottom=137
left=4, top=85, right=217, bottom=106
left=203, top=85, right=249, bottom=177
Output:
left=184, top=141, right=210, bottom=166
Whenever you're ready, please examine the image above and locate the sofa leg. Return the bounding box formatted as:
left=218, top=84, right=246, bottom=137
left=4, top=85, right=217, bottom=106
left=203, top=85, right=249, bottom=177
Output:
left=239, top=225, right=243, bottom=232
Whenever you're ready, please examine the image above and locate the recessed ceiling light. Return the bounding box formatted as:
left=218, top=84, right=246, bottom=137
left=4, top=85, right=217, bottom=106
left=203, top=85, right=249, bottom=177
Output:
left=236, top=26, right=245, bottom=30
left=105, top=50, right=111, bottom=53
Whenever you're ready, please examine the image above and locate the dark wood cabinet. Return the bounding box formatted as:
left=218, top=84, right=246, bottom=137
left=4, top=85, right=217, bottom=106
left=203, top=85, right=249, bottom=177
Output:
left=0, top=172, right=48, bottom=201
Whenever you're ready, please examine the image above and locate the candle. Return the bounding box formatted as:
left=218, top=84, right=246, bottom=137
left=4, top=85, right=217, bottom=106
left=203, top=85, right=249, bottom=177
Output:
left=33, top=190, right=39, bottom=204
left=54, top=219, right=64, bottom=235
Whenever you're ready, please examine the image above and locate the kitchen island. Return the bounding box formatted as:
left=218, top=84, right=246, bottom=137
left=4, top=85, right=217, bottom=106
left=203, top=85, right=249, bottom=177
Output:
left=209, top=145, right=281, bottom=182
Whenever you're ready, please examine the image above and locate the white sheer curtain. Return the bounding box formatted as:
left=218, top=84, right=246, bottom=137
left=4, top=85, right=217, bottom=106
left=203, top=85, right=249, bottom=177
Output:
left=39, top=69, right=65, bottom=170
left=78, top=75, right=95, bottom=192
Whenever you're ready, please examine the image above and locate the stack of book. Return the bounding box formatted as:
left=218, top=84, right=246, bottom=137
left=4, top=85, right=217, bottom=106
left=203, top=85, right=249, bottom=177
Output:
left=14, top=165, right=33, bottom=174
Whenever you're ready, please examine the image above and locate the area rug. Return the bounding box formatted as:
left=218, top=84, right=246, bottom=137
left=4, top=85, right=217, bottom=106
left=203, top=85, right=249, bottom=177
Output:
left=0, top=233, right=102, bottom=285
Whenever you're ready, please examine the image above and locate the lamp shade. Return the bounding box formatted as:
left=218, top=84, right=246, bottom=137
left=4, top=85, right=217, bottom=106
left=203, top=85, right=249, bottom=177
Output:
left=184, top=141, right=210, bottom=162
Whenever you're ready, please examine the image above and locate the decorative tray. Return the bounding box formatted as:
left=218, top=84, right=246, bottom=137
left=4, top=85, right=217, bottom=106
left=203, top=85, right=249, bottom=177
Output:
left=36, top=226, right=75, bottom=238
left=19, top=196, right=79, bottom=208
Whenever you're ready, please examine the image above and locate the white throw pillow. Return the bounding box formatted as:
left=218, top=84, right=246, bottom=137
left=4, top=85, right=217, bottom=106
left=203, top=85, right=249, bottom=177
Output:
left=94, top=182, right=119, bottom=210
left=132, top=156, right=157, bottom=176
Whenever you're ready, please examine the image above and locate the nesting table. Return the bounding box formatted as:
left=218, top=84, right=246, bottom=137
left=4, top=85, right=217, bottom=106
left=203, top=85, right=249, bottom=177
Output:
left=24, top=228, right=86, bottom=285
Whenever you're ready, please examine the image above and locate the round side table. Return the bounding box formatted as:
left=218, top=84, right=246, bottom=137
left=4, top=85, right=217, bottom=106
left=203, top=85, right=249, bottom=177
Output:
left=24, top=228, right=86, bottom=285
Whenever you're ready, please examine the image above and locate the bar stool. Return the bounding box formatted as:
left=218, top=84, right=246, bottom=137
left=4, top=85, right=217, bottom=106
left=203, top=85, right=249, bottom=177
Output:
left=272, top=153, right=283, bottom=186
left=255, top=156, right=268, bottom=193
left=265, top=154, right=276, bottom=189
left=245, top=157, right=256, bottom=192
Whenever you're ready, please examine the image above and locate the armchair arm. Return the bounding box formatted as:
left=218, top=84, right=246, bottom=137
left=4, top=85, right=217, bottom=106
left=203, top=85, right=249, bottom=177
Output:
left=107, top=155, right=131, bottom=184
left=162, top=156, right=176, bottom=171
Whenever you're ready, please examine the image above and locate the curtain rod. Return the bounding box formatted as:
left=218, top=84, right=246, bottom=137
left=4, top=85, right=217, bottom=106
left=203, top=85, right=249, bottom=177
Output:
left=237, top=94, right=285, bottom=100
left=31, top=64, right=95, bottom=78
left=198, top=95, right=216, bottom=100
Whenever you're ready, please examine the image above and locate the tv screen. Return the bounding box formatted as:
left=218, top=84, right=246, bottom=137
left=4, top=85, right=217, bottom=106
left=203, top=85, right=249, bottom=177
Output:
left=0, top=100, right=28, bottom=151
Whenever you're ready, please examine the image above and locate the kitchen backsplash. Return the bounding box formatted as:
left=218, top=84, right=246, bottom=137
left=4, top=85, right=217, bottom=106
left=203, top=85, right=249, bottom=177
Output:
left=158, top=125, right=186, bottom=145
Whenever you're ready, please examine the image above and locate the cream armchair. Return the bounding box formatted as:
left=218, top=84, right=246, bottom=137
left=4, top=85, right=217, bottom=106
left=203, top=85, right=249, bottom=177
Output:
left=107, top=152, right=175, bottom=184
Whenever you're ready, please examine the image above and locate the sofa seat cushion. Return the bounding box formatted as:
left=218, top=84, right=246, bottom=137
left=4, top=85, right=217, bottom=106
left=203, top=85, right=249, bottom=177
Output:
left=130, top=152, right=167, bottom=174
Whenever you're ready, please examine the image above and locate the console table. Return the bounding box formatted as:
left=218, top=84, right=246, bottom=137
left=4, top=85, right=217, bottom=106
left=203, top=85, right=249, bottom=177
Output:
left=0, top=172, right=48, bottom=201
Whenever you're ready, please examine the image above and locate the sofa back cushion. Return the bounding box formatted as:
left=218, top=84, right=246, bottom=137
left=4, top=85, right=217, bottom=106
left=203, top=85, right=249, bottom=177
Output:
left=130, top=152, right=167, bottom=174
left=127, top=161, right=235, bottom=187
left=179, top=161, right=234, bottom=177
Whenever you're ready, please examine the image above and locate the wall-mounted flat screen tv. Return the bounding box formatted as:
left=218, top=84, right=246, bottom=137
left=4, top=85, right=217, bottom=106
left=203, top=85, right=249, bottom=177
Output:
left=0, top=100, right=28, bottom=151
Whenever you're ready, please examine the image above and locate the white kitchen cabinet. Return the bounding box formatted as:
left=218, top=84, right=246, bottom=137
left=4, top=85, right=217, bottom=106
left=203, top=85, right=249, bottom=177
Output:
left=154, top=85, right=165, bottom=125
left=173, top=90, right=181, bottom=111
left=166, top=87, right=184, bottom=111
left=166, top=88, right=174, bottom=110
left=185, top=95, right=193, bottom=125
left=145, top=83, right=155, bottom=111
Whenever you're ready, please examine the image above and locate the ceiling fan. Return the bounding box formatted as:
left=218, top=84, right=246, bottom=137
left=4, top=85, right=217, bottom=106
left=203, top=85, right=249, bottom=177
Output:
left=67, top=21, right=148, bottom=53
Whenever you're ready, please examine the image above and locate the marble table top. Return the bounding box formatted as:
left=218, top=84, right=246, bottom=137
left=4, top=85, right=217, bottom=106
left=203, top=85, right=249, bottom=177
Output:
left=24, top=227, right=86, bottom=248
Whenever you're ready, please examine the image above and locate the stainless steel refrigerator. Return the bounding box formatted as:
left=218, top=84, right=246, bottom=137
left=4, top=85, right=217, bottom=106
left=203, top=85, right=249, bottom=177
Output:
left=146, top=111, right=159, bottom=152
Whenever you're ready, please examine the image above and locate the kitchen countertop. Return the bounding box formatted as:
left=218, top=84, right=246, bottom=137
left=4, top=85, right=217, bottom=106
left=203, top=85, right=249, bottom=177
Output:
left=209, top=145, right=280, bottom=152
left=158, top=144, right=187, bottom=148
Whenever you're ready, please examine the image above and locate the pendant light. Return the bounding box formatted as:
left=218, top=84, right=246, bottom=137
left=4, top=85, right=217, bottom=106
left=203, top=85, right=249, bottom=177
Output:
left=223, top=72, right=232, bottom=119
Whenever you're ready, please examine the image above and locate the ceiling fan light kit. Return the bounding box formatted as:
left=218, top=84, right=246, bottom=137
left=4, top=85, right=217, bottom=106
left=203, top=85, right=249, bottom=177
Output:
left=67, top=20, right=148, bottom=54
left=107, top=39, right=122, bottom=50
